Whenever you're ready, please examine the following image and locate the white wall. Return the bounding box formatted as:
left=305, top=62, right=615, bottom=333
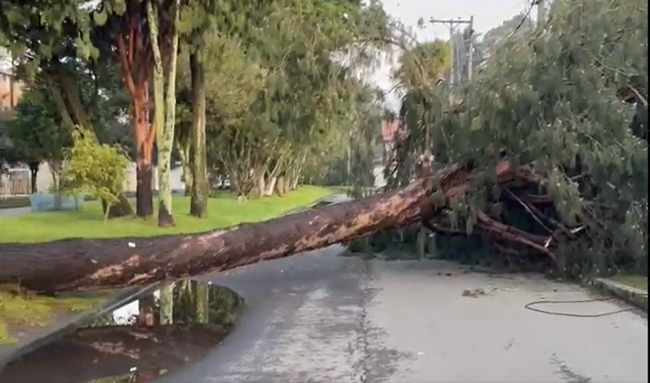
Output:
left=34, top=161, right=186, bottom=194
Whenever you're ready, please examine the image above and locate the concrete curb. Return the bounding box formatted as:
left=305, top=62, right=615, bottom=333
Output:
left=0, top=282, right=163, bottom=371
left=589, top=277, right=648, bottom=311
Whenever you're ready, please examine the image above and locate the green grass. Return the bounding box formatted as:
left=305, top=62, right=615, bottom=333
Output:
left=0, top=289, right=111, bottom=344
left=611, top=274, right=648, bottom=291
left=0, top=186, right=334, bottom=243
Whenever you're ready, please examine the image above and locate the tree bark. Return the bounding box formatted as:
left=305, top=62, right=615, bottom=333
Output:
left=189, top=52, right=209, bottom=218
left=102, top=193, right=134, bottom=219
left=178, top=138, right=193, bottom=195
left=28, top=161, right=39, bottom=193
left=147, top=0, right=179, bottom=228
left=0, top=162, right=517, bottom=294
left=0, top=324, right=228, bottom=383
left=116, top=9, right=155, bottom=218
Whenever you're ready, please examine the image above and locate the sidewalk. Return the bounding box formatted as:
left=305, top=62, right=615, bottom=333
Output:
left=0, top=207, right=31, bottom=219
left=590, top=276, right=648, bottom=311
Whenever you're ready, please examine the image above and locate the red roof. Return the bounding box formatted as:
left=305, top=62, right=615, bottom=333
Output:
left=381, top=120, right=399, bottom=142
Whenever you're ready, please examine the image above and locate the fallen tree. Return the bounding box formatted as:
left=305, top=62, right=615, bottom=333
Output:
left=0, top=161, right=521, bottom=293
left=367, top=0, right=648, bottom=275
left=0, top=0, right=646, bottom=295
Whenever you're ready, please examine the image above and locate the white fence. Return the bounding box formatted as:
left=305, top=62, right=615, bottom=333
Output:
left=1, top=162, right=185, bottom=197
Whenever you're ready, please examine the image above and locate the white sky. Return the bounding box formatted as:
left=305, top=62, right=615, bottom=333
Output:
left=369, top=0, right=537, bottom=110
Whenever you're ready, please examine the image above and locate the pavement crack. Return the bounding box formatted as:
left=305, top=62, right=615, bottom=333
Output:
left=352, top=259, right=373, bottom=383
left=550, top=353, right=592, bottom=383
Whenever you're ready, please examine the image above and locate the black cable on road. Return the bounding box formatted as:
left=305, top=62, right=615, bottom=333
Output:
left=524, top=297, right=633, bottom=318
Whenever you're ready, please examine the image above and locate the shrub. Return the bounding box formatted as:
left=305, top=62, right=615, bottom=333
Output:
left=61, top=130, right=130, bottom=221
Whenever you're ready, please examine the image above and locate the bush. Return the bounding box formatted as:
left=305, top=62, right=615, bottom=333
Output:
left=61, top=130, right=130, bottom=221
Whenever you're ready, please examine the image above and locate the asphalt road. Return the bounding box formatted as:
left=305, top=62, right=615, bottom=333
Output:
left=153, top=247, right=648, bottom=383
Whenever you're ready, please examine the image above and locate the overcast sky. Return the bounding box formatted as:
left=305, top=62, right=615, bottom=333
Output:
left=370, top=0, right=536, bottom=110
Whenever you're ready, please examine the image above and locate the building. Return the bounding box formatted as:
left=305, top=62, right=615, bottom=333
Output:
left=0, top=47, right=22, bottom=110
left=0, top=70, right=21, bottom=109
left=380, top=119, right=400, bottom=164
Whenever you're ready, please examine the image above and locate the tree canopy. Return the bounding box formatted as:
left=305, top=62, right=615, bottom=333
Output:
left=381, top=0, right=648, bottom=276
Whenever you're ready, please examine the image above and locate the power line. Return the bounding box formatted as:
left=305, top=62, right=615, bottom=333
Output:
left=509, top=1, right=535, bottom=39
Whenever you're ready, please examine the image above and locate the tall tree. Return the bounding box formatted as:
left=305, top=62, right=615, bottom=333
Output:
left=95, top=0, right=157, bottom=217
left=146, top=0, right=181, bottom=227
left=177, top=0, right=218, bottom=217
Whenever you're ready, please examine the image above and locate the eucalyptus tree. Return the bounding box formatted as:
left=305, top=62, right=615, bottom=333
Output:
left=174, top=0, right=226, bottom=217
left=386, top=0, right=648, bottom=274
left=174, top=0, right=391, bottom=199
left=88, top=0, right=160, bottom=217
left=146, top=0, right=180, bottom=227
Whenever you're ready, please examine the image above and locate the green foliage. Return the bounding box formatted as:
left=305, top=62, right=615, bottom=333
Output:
left=4, top=84, right=70, bottom=163
left=175, top=0, right=390, bottom=198
left=387, top=0, right=648, bottom=275
left=62, top=130, right=130, bottom=221
left=392, top=40, right=451, bottom=91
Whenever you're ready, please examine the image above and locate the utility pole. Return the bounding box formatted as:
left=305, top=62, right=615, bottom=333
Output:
left=429, top=17, right=474, bottom=90
left=535, top=0, right=546, bottom=30
left=466, top=16, right=474, bottom=82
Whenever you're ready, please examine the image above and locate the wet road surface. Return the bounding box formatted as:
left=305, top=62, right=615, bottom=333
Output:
left=154, top=247, right=648, bottom=383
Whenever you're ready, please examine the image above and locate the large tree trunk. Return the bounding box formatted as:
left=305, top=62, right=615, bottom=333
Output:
left=178, top=138, right=193, bottom=196
left=0, top=324, right=228, bottom=383
left=147, top=0, right=179, bottom=228
left=189, top=52, right=209, bottom=218
left=135, top=141, right=155, bottom=218
left=103, top=193, right=134, bottom=218
left=116, top=10, right=155, bottom=218
left=133, top=82, right=155, bottom=219
left=0, top=162, right=518, bottom=294
left=28, top=161, right=39, bottom=193
left=148, top=12, right=171, bottom=226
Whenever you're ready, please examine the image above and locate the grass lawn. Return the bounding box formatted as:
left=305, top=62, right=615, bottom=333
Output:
left=0, top=185, right=335, bottom=243
left=611, top=274, right=648, bottom=291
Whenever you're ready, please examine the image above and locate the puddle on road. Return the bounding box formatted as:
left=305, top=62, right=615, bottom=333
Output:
left=0, top=280, right=244, bottom=383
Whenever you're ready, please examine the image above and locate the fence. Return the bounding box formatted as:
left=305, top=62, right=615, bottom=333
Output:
left=0, top=168, right=31, bottom=198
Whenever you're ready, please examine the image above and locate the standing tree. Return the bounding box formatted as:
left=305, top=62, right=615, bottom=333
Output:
left=146, top=0, right=181, bottom=226
left=90, top=0, right=158, bottom=218
left=0, top=0, right=136, bottom=217
left=176, top=0, right=220, bottom=217
left=4, top=83, right=71, bottom=191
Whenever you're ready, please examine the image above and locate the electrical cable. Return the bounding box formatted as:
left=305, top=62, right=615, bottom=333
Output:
left=524, top=297, right=634, bottom=318
left=508, top=2, right=535, bottom=40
